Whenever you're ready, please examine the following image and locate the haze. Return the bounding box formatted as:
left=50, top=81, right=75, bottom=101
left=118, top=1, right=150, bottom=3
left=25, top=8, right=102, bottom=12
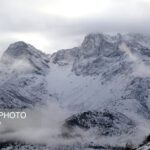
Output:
left=0, top=0, right=150, bottom=53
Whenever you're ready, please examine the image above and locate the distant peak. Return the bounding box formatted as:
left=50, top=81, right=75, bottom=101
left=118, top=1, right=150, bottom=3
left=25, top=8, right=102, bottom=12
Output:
left=1, top=41, right=47, bottom=61
left=1, top=41, right=49, bottom=74
left=2, top=41, right=32, bottom=59
left=82, top=33, right=105, bottom=42
left=81, top=33, right=123, bottom=49
left=8, top=41, right=28, bottom=49
left=81, top=33, right=104, bottom=50
left=80, top=32, right=150, bottom=50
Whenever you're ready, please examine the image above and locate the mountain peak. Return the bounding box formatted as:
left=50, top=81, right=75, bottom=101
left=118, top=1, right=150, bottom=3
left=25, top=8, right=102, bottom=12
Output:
left=1, top=41, right=49, bottom=74
left=81, top=33, right=105, bottom=49
left=9, top=41, right=28, bottom=48
left=3, top=41, right=36, bottom=59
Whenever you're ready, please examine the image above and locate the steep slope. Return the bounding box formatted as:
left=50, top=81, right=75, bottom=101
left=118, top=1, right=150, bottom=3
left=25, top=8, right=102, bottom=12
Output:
left=0, top=41, right=53, bottom=108
left=47, top=33, right=150, bottom=145
left=49, top=33, right=150, bottom=119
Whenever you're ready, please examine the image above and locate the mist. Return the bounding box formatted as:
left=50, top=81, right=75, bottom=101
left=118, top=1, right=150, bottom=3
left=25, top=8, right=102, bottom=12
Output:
left=119, top=42, right=150, bottom=77
left=0, top=102, right=71, bottom=145
left=0, top=100, right=149, bottom=148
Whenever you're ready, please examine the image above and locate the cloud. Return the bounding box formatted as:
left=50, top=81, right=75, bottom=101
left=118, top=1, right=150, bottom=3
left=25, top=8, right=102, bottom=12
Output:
left=0, top=0, right=150, bottom=53
left=0, top=102, right=71, bottom=145
left=0, top=101, right=150, bottom=147
left=119, top=42, right=150, bottom=77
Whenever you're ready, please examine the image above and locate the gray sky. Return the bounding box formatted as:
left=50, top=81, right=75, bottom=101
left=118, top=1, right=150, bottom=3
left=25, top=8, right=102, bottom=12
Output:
left=0, top=0, right=150, bottom=54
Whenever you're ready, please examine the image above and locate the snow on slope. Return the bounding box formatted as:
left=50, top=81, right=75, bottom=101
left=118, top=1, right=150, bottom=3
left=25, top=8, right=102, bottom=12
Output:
left=47, top=33, right=150, bottom=146
left=0, top=33, right=150, bottom=148
left=48, top=33, right=150, bottom=120
left=0, top=41, right=55, bottom=108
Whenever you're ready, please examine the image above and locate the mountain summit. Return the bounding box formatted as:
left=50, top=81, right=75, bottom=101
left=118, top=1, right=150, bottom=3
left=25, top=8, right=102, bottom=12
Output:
left=1, top=41, right=49, bottom=74
left=3, top=41, right=32, bottom=58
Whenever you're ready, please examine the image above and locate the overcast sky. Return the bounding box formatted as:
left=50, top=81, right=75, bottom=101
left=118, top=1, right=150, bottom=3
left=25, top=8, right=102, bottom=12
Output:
left=0, top=0, right=150, bottom=54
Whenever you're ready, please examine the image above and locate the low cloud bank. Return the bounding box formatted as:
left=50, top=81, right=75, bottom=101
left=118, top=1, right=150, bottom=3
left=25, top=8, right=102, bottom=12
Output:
left=0, top=101, right=150, bottom=148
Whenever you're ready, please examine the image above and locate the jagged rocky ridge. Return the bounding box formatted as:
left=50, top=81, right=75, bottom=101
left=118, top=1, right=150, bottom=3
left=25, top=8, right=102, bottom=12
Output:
left=0, top=33, right=150, bottom=149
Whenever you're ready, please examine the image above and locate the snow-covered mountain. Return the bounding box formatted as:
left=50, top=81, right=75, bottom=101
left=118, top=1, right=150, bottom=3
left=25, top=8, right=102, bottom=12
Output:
left=0, top=41, right=51, bottom=108
left=49, top=33, right=150, bottom=118
left=1, top=33, right=150, bottom=149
